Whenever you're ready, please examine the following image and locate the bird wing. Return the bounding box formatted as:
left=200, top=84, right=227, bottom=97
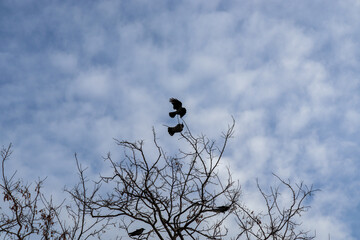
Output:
left=170, top=98, right=182, bottom=110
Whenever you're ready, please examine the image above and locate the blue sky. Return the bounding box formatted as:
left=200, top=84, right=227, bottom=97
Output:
left=1, top=0, right=360, bottom=238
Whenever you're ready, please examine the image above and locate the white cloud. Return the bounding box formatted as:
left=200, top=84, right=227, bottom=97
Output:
left=70, top=68, right=111, bottom=98
left=50, top=51, right=78, bottom=72
left=343, top=109, right=360, bottom=134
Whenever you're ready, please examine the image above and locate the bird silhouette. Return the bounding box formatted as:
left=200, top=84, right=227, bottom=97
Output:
left=212, top=205, right=231, bottom=213
left=169, top=98, right=186, bottom=118
left=129, top=228, right=145, bottom=236
left=168, top=123, right=184, bottom=136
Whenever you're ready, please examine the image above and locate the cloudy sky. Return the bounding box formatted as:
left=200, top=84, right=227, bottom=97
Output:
left=1, top=0, right=360, bottom=238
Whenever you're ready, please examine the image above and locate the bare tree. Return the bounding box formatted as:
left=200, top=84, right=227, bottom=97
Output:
left=233, top=174, right=317, bottom=240
left=68, top=119, right=241, bottom=239
left=1, top=116, right=317, bottom=240
left=0, top=143, right=53, bottom=240
left=0, top=144, right=111, bottom=240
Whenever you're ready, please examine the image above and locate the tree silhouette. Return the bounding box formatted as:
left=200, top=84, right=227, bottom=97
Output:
left=0, top=144, right=111, bottom=240
left=68, top=118, right=240, bottom=239
left=0, top=143, right=49, bottom=240
left=68, top=115, right=316, bottom=239
left=233, top=175, right=317, bottom=240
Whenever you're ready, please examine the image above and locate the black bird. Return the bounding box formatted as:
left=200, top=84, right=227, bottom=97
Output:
left=168, top=123, right=184, bottom=136
left=129, top=228, right=145, bottom=236
left=212, top=205, right=231, bottom=213
left=169, top=98, right=186, bottom=118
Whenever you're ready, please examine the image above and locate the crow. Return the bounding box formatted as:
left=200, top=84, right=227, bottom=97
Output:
left=168, top=123, right=184, bottom=136
left=212, top=205, right=231, bottom=213
left=169, top=98, right=186, bottom=118
left=129, top=228, right=145, bottom=236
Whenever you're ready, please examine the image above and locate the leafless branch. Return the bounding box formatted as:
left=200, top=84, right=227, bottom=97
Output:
left=233, top=173, right=318, bottom=240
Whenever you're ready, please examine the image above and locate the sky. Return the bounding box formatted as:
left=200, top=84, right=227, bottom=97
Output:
left=1, top=0, right=360, bottom=239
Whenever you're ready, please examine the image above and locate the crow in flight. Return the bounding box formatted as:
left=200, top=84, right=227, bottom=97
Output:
left=129, top=228, right=145, bottom=236
left=212, top=205, right=231, bottom=213
left=168, top=123, right=184, bottom=136
left=169, top=98, right=186, bottom=118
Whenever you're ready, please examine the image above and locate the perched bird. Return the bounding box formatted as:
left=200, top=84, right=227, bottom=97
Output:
left=169, top=98, right=186, bottom=118
left=129, top=228, right=145, bottom=236
left=168, top=123, right=184, bottom=136
left=212, top=205, right=231, bottom=213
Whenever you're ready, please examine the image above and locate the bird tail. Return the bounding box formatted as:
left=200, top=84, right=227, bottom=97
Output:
left=168, top=127, right=175, bottom=136
left=169, top=111, right=177, bottom=118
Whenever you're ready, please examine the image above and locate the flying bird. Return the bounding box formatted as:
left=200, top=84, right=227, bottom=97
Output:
left=212, top=205, right=231, bottom=213
left=129, top=228, right=145, bottom=236
left=169, top=98, right=186, bottom=118
left=168, top=123, right=184, bottom=136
